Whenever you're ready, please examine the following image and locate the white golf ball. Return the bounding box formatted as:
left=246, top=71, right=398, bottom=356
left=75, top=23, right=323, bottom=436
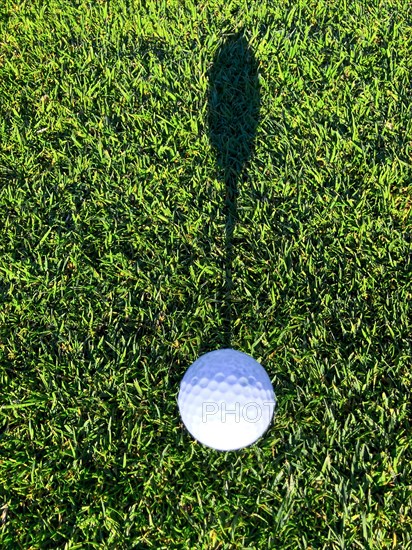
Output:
left=178, top=348, right=276, bottom=451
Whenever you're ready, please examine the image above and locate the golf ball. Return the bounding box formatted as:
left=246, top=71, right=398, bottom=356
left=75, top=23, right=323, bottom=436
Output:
left=178, top=348, right=275, bottom=451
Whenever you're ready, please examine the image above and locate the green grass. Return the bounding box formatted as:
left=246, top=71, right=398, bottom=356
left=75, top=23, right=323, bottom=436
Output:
left=1, top=0, right=411, bottom=548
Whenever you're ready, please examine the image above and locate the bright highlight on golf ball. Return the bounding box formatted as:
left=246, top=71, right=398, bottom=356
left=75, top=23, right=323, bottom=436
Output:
left=178, top=348, right=276, bottom=451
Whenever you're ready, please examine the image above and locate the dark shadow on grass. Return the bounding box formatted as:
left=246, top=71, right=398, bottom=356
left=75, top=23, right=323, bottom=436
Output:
left=207, top=29, right=260, bottom=348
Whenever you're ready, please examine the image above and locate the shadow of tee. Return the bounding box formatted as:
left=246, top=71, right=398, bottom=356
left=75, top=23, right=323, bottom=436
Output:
left=207, top=30, right=260, bottom=348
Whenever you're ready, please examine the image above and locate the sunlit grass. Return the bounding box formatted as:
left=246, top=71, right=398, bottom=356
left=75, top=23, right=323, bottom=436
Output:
left=1, top=0, right=411, bottom=548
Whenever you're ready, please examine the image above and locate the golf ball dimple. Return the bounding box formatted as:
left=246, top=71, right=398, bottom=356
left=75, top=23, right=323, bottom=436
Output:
left=178, top=348, right=276, bottom=451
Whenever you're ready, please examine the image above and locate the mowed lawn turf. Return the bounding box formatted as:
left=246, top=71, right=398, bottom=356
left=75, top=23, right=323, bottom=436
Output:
left=0, top=0, right=411, bottom=548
